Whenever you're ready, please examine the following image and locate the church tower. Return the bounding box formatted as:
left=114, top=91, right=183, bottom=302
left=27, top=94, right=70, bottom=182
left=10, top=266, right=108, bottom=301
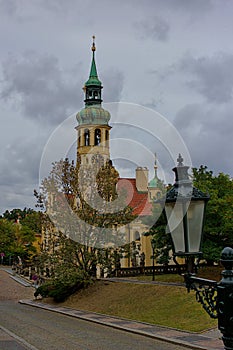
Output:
left=76, top=36, right=111, bottom=167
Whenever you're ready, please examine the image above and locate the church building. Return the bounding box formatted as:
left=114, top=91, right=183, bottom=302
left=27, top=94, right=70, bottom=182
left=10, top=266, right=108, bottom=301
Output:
left=75, top=37, right=163, bottom=268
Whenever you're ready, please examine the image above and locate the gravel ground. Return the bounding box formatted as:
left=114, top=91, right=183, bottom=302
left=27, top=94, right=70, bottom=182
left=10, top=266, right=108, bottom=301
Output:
left=0, top=269, right=35, bottom=301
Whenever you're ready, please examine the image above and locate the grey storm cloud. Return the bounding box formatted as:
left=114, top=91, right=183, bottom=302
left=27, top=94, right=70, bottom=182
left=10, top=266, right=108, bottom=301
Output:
left=0, top=0, right=79, bottom=18
left=162, top=0, right=213, bottom=14
left=174, top=103, right=233, bottom=175
left=179, top=53, right=233, bottom=104
left=102, top=69, right=124, bottom=103
left=1, top=52, right=82, bottom=124
left=0, top=137, right=42, bottom=186
left=0, top=52, right=125, bottom=125
left=0, top=184, right=35, bottom=213
left=0, top=136, right=44, bottom=212
left=0, top=0, right=16, bottom=16
left=135, top=15, right=170, bottom=42
left=131, top=0, right=213, bottom=21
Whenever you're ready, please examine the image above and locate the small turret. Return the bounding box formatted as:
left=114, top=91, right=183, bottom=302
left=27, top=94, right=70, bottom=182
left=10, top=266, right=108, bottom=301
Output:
left=148, top=153, right=162, bottom=201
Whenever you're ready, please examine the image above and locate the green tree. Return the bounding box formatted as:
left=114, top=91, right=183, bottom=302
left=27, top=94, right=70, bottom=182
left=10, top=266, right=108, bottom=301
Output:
left=1, top=208, right=34, bottom=221
left=0, top=218, right=36, bottom=263
left=36, top=158, right=135, bottom=277
left=12, top=223, right=37, bottom=260
left=193, top=166, right=233, bottom=264
left=143, top=203, right=172, bottom=265
left=20, top=211, right=42, bottom=235
left=143, top=166, right=233, bottom=266
left=0, top=219, right=14, bottom=259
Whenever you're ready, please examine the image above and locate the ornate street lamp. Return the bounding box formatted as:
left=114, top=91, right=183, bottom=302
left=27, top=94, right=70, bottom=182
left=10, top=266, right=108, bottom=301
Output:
left=164, top=154, right=209, bottom=272
left=163, top=154, right=233, bottom=350
left=151, top=238, right=156, bottom=281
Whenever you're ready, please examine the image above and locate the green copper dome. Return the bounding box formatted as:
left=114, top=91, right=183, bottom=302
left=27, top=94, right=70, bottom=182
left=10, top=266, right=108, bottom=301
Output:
left=148, top=177, right=158, bottom=188
left=85, top=76, right=102, bottom=87
left=76, top=105, right=111, bottom=125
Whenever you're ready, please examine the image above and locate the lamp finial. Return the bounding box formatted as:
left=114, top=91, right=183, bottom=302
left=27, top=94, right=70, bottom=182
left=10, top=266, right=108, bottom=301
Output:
left=177, top=153, right=184, bottom=166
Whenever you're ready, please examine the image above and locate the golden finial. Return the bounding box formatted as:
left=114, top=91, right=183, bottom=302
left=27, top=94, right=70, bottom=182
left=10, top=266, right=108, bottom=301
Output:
left=92, top=35, right=96, bottom=52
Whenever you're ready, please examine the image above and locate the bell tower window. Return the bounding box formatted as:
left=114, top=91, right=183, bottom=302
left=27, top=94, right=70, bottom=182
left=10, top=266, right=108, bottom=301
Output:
left=94, top=91, right=98, bottom=99
left=84, top=129, right=90, bottom=146
left=95, top=129, right=101, bottom=146
left=78, top=130, right=81, bottom=147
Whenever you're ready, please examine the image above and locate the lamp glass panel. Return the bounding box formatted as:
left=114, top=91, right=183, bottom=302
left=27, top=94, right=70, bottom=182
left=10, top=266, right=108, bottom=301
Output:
left=165, top=202, right=185, bottom=254
left=187, top=201, right=204, bottom=253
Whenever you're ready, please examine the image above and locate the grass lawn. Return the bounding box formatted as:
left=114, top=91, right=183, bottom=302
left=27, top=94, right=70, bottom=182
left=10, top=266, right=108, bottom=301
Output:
left=62, top=279, right=217, bottom=333
left=128, top=274, right=184, bottom=283
left=129, top=266, right=222, bottom=283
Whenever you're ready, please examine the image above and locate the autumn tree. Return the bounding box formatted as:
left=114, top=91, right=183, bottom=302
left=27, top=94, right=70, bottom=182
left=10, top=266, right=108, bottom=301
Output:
left=36, top=158, right=135, bottom=277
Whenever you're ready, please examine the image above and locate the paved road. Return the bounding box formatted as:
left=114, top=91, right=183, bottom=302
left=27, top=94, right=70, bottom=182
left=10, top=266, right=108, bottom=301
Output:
left=0, top=270, right=188, bottom=350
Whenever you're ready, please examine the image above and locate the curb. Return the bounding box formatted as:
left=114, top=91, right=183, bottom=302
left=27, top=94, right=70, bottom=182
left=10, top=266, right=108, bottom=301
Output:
left=10, top=275, right=33, bottom=287
left=19, top=299, right=223, bottom=350
left=0, top=325, right=39, bottom=350
left=0, top=268, right=35, bottom=288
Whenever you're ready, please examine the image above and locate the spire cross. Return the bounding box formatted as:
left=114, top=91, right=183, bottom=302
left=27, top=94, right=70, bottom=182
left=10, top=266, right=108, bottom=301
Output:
left=92, top=35, right=96, bottom=52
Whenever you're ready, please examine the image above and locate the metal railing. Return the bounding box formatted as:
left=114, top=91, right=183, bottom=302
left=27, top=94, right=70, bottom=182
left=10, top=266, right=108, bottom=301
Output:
left=114, top=264, right=187, bottom=277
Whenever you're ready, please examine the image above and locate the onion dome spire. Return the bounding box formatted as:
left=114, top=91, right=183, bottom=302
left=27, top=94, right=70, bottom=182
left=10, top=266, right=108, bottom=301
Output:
left=76, top=36, right=111, bottom=126
left=83, top=36, right=102, bottom=106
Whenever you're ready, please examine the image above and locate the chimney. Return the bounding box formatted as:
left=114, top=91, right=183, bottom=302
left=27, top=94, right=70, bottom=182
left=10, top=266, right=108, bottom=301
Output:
left=136, top=167, right=148, bottom=192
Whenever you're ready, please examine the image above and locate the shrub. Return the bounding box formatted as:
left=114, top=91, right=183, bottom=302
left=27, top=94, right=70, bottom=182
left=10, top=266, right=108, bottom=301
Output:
left=34, top=282, right=55, bottom=299
left=34, top=268, right=92, bottom=302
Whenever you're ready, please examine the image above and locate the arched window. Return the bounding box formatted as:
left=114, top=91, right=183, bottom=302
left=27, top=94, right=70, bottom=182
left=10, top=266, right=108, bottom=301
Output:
left=134, top=231, right=140, bottom=241
left=94, top=91, right=98, bottom=99
left=78, top=130, right=81, bottom=147
left=95, top=129, right=101, bottom=146
left=105, top=130, right=109, bottom=141
left=84, top=129, right=90, bottom=146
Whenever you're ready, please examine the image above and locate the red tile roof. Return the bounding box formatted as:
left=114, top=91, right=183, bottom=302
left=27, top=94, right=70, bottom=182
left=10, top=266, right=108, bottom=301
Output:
left=117, top=178, right=152, bottom=216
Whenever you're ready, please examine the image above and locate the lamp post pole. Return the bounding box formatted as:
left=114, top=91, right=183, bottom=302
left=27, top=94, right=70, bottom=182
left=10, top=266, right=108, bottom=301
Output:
left=184, top=247, right=233, bottom=350
left=218, top=247, right=233, bottom=350
left=162, top=154, right=233, bottom=350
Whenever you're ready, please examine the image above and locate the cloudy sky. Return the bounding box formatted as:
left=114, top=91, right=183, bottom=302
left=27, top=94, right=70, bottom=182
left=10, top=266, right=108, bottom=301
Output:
left=0, top=0, right=233, bottom=214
